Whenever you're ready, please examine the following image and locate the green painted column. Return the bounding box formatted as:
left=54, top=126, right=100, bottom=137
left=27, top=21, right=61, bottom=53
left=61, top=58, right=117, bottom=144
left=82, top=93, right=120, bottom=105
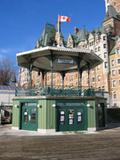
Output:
left=46, top=100, right=56, bottom=129
left=38, top=100, right=47, bottom=130
left=87, top=100, right=96, bottom=132
left=12, top=101, right=20, bottom=129
left=37, top=99, right=56, bottom=133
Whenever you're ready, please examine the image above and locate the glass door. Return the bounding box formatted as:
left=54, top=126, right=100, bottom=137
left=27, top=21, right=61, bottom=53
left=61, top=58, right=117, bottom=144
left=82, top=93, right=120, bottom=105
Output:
left=21, top=103, right=38, bottom=131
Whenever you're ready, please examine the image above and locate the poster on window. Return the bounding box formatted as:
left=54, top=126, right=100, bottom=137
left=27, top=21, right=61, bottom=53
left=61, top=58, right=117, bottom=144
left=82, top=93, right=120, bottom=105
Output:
left=60, top=115, right=65, bottom=122
left=77, top=112, right=82, bottom=122
left=78, top=116, right=82, bottom=122
left=69, top=119, right=73, bottom=125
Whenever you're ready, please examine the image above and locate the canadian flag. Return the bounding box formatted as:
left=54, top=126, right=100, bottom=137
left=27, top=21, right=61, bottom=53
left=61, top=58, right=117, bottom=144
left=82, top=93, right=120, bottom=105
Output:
left=58, top=16, right=71, bottom=22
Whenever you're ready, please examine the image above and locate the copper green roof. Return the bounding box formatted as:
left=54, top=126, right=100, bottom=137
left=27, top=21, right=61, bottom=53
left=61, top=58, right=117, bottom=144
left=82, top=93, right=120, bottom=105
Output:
left=110, top=46, right=116, bottom=55
left=105, top=5, right=120, bottom=20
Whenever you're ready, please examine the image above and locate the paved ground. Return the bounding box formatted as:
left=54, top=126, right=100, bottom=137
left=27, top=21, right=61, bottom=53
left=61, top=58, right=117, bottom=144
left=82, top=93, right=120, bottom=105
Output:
left=0, top=125, right=120, bottom=160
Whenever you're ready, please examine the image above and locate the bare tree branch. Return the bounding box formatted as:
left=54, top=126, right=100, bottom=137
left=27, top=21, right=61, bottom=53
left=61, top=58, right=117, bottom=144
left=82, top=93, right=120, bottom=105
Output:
left=0, top=58, right=16, bottom=85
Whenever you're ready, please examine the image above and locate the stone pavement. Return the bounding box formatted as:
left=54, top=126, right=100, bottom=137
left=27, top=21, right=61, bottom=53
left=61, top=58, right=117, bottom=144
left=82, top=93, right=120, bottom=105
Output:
left=0, top=125, right=77, bottom=136
left=0, top=123, right=119, bottom=136
left=0, top=124, right=99, bottom=136
left=0, top=125, right=43, bottom=136
left=0, top=124, right=120, bottom=160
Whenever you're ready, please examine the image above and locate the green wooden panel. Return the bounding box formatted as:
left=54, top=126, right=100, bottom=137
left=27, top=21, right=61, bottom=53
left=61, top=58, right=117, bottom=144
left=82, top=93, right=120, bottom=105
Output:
left=37, top=99, right=56, bottom=130
left=95, top=99, right=107, bottom=128
left=12, top=101, right=20, bottom=128
left=38, top=100, right=47, bottom=129
left=46, top=100, right=56, bottom=129
left=87, top=100, right=96, bottom=128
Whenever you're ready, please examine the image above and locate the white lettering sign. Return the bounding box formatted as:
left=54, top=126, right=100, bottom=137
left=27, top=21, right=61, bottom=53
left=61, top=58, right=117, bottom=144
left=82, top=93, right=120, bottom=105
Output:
left=58, top=59, right=74, bottom=64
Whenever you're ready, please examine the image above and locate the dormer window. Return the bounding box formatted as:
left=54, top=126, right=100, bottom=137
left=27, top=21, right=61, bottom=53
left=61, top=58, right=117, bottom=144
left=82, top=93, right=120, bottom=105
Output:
left=103, top=36, right=106, bottom=40
left=103, top=44, right=107, bottom=48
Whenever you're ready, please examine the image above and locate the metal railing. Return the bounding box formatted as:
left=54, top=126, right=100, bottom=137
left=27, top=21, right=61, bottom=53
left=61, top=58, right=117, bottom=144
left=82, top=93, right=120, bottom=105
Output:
left=15, top=85, right=105, bottom=97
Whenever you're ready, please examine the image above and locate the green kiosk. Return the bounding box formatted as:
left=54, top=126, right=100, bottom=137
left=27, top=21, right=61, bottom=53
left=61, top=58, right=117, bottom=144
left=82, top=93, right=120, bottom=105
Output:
left=13, top=46, right=107, bottom=133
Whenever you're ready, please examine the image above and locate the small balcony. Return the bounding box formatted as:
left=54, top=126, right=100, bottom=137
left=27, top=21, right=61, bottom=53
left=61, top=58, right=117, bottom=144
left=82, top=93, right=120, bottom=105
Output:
left=15, top=85, right=105, bottom=97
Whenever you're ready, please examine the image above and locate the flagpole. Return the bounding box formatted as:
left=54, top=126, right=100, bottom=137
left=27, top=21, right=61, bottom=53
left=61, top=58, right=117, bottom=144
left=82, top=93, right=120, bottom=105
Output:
left=57, top=14, right=59, bottom=33
left=58, top=15, right=60, bottom=35
left=57, top=15, right=61, bottom=47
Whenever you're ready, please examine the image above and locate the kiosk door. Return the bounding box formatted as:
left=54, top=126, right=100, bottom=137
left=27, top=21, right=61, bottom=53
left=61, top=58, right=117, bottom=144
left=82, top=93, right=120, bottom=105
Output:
left=21, top=103, right=38, bottom=131
left=98, top=103, right=105, bottom=128
left=56, top=104, right=87, bottom=132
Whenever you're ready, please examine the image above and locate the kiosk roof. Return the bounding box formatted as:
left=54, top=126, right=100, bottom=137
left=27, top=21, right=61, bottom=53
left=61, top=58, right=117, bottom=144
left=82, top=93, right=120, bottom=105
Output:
left=17, top=46, right=103, bottom=72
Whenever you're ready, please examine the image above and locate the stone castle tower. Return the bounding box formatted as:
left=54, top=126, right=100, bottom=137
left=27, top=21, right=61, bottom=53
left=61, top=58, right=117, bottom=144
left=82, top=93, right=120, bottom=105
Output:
left=104, top=0, right=120, bottom=36
left=105, top=0, right=120, bottom=13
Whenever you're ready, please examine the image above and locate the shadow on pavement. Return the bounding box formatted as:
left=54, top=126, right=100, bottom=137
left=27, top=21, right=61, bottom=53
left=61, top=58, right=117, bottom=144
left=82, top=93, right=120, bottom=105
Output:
left=106, top=122, right=120, bottom=129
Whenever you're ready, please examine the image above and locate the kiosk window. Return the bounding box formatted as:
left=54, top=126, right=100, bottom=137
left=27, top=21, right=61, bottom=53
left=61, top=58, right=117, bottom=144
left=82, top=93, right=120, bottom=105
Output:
left=69, top=110, right=74, bottom=125
left=77, top=112, right=82, bottom=123
left=30, top=113, right=36, bottom=123
left=30, top=109, right=37, bottom=123
left=60, top=111, right=65, bottom=124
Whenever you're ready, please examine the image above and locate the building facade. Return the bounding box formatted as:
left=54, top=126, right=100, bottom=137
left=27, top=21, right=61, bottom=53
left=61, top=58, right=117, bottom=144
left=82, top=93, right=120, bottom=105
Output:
left=109, top=37, right=120, bottom=107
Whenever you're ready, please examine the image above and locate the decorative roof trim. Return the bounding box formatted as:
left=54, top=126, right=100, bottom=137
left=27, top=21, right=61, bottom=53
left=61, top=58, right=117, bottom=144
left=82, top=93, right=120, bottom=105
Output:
left=17, top=46, right=91, bottom=57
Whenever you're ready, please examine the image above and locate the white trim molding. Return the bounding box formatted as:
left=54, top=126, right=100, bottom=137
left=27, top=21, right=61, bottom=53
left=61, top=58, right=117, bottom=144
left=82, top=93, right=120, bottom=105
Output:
left=12, top=127, right=19, bottom=130
left=37, top=129, right=56, bottom=134
left=87, top=127, right=96, bottom=132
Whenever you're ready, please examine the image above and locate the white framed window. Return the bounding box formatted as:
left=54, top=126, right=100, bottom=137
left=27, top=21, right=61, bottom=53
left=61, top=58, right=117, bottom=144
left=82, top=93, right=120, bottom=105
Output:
left=103, top=44, right=107, bottom=48
left=92, top=77, right=95, bottom=82
left=98, top=46, right=100, bottom=51
left=111, top=59, right=115, bottom=66
left=113, top=92, right=117, bottom=99
left=103, top=36, right=106, bottom=40
left=112, top=70, right=116, bottom=76
left=104, top=62, right=108, bottom=68
left=116, top=48, right=120, bottom=54
left=112, top=80, right=116, bottom=87
left=118, top=59, right=120, bottom=64
left=104, top=52, right=107, bottom=58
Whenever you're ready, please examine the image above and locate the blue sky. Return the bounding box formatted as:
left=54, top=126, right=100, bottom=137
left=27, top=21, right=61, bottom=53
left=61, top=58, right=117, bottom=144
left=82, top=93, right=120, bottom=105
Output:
left=0, top=0, right=105, bottom=65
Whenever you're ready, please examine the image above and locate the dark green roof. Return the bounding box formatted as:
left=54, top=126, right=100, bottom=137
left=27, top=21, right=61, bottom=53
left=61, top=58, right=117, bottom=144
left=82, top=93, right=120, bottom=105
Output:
left=110, top=46, right=116, bottom=55
left=91, top=26, right=106, bottom=35
left=75, top=29, right=88, bottom=43
left=109, top=36, right=120, bottom=55
left=105, top=5, right=120, bottom=20
left=38, top=23, right=56, bottom=47
left=68, top=34, right=79, bottom=45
